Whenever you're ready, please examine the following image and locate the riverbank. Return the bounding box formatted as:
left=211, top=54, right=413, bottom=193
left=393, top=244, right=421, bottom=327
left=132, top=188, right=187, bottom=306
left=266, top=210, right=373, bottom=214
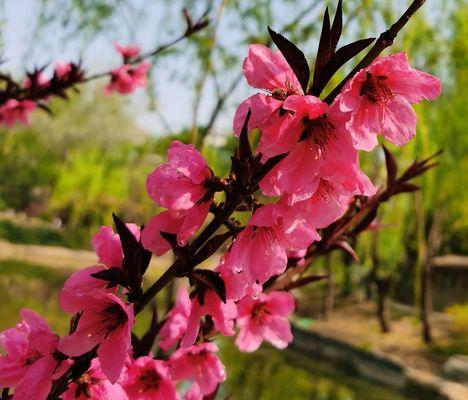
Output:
left=292, top=295, right=468, bottom=400
left=291, top=326, right=468, bottom=399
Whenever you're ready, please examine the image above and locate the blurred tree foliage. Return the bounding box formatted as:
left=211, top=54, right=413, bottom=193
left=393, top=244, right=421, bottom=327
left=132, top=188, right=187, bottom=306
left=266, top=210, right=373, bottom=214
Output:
left=0, top=88, right=155, bottom=244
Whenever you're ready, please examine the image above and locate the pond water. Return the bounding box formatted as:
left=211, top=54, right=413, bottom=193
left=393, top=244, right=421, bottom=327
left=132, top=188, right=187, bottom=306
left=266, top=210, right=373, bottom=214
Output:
left=219, top=341, right=414, bottom=400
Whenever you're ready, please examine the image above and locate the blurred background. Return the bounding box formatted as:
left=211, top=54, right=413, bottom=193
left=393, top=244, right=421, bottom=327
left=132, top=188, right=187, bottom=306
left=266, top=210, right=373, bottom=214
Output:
left=0, top=0, right=466, bottom=398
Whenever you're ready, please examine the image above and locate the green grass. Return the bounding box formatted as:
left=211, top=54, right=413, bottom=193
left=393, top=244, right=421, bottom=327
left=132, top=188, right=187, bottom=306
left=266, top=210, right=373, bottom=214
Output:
left=0, top=259, right=71, bottom=334
left=431, top=303, right=468, bottom=357
left=219, top=339, right=413, bottom=400
left=0, top=259, right=158, bottom=337
left=0, top=219, right=90, bottom=249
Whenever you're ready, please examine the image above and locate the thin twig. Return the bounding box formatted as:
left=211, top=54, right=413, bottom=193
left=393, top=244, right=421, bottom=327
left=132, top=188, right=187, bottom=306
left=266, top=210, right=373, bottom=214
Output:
left=324, top=0, right=426, bottom=104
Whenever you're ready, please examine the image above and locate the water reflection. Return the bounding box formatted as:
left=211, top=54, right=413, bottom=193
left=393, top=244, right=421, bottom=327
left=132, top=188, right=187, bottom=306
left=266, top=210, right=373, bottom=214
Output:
left=219, top=340, right=412, bottom=400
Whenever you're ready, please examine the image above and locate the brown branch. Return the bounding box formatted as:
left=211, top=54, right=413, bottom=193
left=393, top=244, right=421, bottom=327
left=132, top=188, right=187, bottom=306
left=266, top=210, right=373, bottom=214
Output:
left=324, top=0, right=426, bottom=104
left=1, top=10, right=209, bottom=106
left=134, top=193, right=241, bottom=315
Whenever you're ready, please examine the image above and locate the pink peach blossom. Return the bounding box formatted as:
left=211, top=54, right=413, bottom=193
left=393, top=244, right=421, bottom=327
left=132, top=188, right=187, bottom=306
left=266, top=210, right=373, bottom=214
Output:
left=260, top=102, right=364, bottom=204
left=24, top=72, right=49, bottom=89
left=233, top=44, right=329, bottom=159
left=60, top=224, right=140, bottom=312
left=181, top=290, right=237, bottom=348
left=92, top=224, right=140, bottom=268
left=122, top=356, right=178, bottom=400
left=105, top=62, right=151, bottom=95
left=58, top=291, right=134, bottom=384
left=115, top=42, right=141, bottom=60
left=233, top=44, right=302, bottom=138
left=298, top=171, right=376, bottom=229
left=339, top=52, right=441, bottom=151
left=59, top=265, right=113, bottom=313
left=62, top=358, right=128, bottom=400
left=54, top=61, right=73, bottom=79
left=236, top=291, right=295, bottom=352
left=216, top=255, right=262, bottom=302
left=0, top=99, right=36, bottom=127
left=184, top=382, right=203, bottom=400
left=228, top=201, right=320, bottom=284
left=141, top=202, right=210, bottom=256
left=0, top=309, right=62, bottom=400
left=158, top=286, right=191, bottom=351
left=170, top=343, right=226, bottom=396
left=146, top=141, right=212, bottom=216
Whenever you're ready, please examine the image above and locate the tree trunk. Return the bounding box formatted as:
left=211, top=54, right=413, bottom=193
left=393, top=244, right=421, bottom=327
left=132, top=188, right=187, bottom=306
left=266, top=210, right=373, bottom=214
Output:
left=421, top=261, right=432, bottom=342
left=322, top=255, right=333, bottom=320
left=420, top=209, right=442, bottom=343
left=376, top=277, right=392, bottom=333
left=341, top=237, right=357, bottom=297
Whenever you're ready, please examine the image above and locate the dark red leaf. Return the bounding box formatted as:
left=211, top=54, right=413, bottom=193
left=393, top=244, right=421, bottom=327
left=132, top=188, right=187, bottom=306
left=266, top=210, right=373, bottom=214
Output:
left=311, top=7, right=331, bottom=95
left=194, top=231, right=233, bottom=265
left=113, top=213, right=151, bottom=300
left=315, top=37, right=375, bottom=96
left=268, top=27, right=310, bottom=93
left=238, top=109, right=252, bottom=161
left=330, top=0, right=343, bottom=52
left=113, top=213, right=139, bottom=262
left=350, top=206, right=378, bottom=236
left=334, top=240, right=359, bottom=262
left=383, top=145, right=398, bottom=186
left=253, top=153, right=287, bottom=184
left=159, top=231, right=179, bottom=251
left=284, top=274, right=329, bottom=290
left=91, top=267, right=127, bottom=285
left=190, top=269, right=226, bottom=304
left=394, top=182, right=420, bottom=194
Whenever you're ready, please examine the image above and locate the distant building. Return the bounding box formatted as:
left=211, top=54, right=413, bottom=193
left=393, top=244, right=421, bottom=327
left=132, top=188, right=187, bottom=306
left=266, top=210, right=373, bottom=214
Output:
left=432, top=255, right=468, bottom=310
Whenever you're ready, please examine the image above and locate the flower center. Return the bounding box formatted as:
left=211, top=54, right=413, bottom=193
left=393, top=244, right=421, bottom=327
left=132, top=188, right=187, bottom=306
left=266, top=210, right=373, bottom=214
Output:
left=251, top=302, right=270, bottom=323
left=301, top=114, right=336, bottom=155
left=23, top=348, right=42, bottom=366
left=95, top=303, right=128, bottom=338
left=138, top=368, right=161, bottom=392
left=315, top=179, right=340, bottom=206
left=360, top=72, right=394, bottom=103
left=74, top=373, right=100, bottom=398
left=271, top=79, right=297, bottom=101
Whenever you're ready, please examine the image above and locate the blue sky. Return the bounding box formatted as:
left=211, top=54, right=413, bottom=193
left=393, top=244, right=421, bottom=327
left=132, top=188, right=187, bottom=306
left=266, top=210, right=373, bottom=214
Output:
left=2, top=0, right=254, bottom=137
left=1, top=0, right=449, bottom=137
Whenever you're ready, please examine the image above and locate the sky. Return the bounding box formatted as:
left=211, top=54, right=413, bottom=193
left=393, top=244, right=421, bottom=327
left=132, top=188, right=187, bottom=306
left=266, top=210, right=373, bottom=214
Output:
left=1, top=0, right=450, bottom=138
left=1, top=0, right=254, bottom=137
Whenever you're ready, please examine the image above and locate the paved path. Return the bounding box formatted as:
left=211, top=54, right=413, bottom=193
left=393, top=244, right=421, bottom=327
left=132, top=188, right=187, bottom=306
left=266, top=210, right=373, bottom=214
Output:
left=0, top=240, right=172, bottom=273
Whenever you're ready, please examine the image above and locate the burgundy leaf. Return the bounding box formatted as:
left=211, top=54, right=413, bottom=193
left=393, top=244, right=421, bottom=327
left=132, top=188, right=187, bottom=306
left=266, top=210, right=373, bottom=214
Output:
left=330, top=0, right=343, bottom=53
left=394, top=182, right=420, bottom=194
left=253, top=153, right=287, bottom=184
left=112, top=212, right=139, bottom=261
left=238, top=109, right=252, bottom=161
left=267, top=27, right=310, bottom=93
left=284, top=274, right=329, bottom=290
left=190, top=269, right=226, bottom=304
left=91, top=267, right=127, bottom=284
left=113, top=213, right=151, bottom=299
left=316, top=37, right=375, bottom=97
left=334, top=240, right=359, bottom=262
left=159, top=231, right=179, bottom=251
left=311, top=7, right=331, bottom=95
left=194, top=231, right=233, bottom=265
left=350, top=206, right=378, bottom=236
left=383, top=145, right=398, bottom=186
